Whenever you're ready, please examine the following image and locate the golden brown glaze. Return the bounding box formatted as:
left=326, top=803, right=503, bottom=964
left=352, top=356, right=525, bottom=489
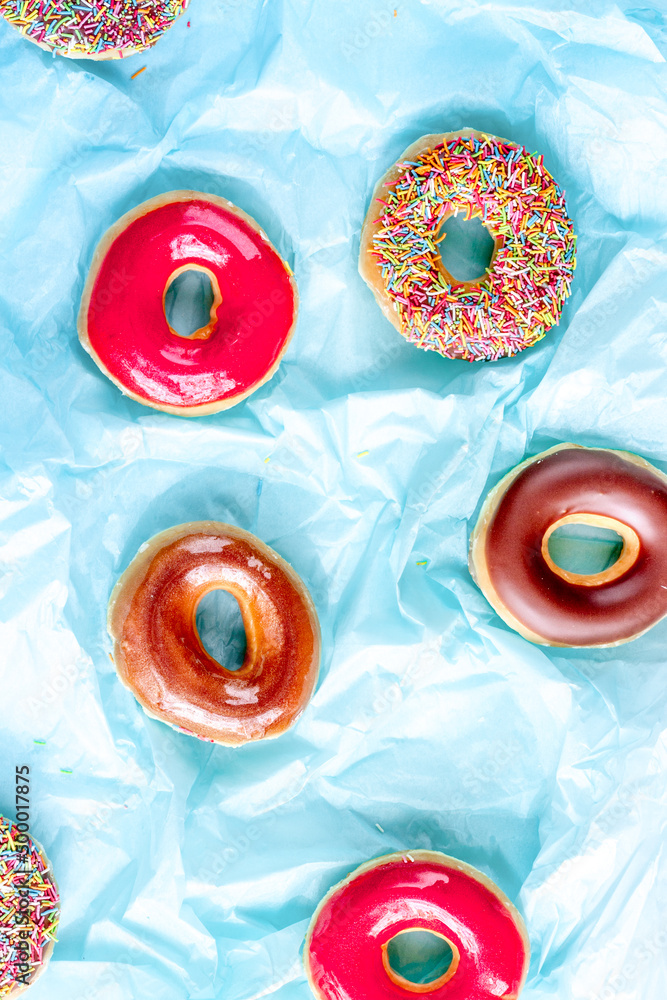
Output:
left=108, top=522, right=320, bottom=745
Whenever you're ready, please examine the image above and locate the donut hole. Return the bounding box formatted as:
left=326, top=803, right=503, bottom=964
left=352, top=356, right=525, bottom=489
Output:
left=547, top=523, right=625, bottom=577
left=436, top=213, right=496, bottom=284
left=196, top=589, right=247, bottom=672
left=383, top=929, right=458, bottom=991
left=164, top=266, right=221, bottom=339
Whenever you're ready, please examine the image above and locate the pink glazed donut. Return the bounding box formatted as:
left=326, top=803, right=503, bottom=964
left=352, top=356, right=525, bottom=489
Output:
left=78, top=191, right=298, bottom=416
left=304, top=852, right=529, bottom=1000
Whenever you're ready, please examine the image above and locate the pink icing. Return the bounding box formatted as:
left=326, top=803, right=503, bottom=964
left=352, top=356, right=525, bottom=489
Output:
left=306, top=856, right=528, bottom=1000
left=85, top=198, right=296, bottom=410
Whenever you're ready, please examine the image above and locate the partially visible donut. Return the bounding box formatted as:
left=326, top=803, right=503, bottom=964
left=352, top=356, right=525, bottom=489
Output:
left=78, top=192, right=298, bottom=416
left=305, top=851, right=529, bottom=1000
left=360, top=129, right=576, bottom=361
left=108, top=521, right=320, bottom=746
left=470, top=444, right=667, bottom=646
left=0, top=0, right=189, bottom=59
left=0, top=816, right=60, bottom=998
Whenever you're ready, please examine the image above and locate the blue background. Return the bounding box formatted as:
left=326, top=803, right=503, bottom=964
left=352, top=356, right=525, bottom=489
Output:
left=1, top=1, right=666, bottom=998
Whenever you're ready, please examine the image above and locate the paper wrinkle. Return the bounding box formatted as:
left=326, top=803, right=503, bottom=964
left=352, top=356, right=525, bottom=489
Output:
left=1, top=1, right=667, bottom=998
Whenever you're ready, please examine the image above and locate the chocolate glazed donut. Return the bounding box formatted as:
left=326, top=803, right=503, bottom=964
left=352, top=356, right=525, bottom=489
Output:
left=108, top=522, right=320, bottom=745
left=469, top=444, right=667, bottom=647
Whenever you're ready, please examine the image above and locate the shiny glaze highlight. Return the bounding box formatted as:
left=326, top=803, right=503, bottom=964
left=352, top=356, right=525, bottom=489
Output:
left=474, top=445, right=667, bottom=645
left=305, top=852, right=529, bottom=1000
left=79, top=193, right=297, bottom=415
left=108, top=522, right=320, bottom=745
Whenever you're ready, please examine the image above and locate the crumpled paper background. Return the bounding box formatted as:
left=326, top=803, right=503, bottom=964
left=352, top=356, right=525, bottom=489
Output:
left=1, top=1, right=667, bottom=998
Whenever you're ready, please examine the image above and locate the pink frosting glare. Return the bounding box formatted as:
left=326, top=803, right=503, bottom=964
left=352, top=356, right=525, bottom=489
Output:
left=306, top=856, right=528, bottom=1000
left=84, top=198, right=296, bottom=410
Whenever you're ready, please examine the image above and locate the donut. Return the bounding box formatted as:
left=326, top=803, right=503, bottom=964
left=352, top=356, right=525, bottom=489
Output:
left=0, top=816, right=59, bottom=997
left=78, top=191, right=298, bottom=416
left=305, top=851, right=529, bottom=1000
left=469, top=444, right=667, bottom=647
left=360, top=129, right=576, bottom=361
left=107, top=521, right=320, bottom=745
left=0, top=0, right=189, bottom=59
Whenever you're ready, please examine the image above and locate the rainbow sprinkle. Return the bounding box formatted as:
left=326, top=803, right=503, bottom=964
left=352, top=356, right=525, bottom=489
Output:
left=0, top=818, right=59, bottom=996
left=0, top=0, right=190, bottom=59
left=371, top=133, right=576, bottom=361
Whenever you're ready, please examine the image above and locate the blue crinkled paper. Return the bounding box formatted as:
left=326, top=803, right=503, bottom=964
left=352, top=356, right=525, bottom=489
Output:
left=1, top=1, right=667, bottom=998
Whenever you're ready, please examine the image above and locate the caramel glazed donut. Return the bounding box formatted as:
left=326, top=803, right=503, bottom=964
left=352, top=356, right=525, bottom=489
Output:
left=360, top=129, right=576, bottom=361
left=0, top=0, right=189, bottom=59
left=470, top=444, right=667, bottom=647
left=108, top=522, right=321, bottom=745
left=305, top=851, right=530, bottom=1000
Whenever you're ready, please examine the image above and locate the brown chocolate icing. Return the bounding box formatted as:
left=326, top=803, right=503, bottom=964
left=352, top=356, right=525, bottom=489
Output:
left=484, top=447, right=667, bottom=645
left=108, top=522, right=320, bottom=745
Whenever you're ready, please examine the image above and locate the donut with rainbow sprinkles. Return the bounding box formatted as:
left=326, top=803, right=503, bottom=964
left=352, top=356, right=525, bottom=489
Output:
left=0, top=0, right=189, bottom=59
left=360, top=128, right=576, bottom=362
left=0, top=816, right=60, bottom=997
